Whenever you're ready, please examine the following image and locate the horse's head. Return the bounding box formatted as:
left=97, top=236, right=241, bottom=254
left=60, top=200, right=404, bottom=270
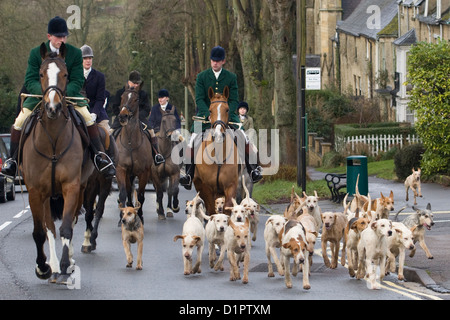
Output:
left=208, top=86, right=229, bottom=143
left=118, top=86, right=139, bottom=126
left=160, top=108, right=178, bottom=139
left=39, top=42, right=68, bottom=119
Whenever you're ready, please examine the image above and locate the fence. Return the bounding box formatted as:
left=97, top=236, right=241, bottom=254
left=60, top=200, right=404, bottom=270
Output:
left=336, top=134, right=421, bottom=156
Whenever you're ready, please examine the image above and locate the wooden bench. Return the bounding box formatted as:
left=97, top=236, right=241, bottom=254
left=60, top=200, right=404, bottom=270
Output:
left=325, top=173, right=347, bottom=203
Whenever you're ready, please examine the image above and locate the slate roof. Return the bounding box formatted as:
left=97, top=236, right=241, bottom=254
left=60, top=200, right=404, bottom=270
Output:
left=393, top=28, right=417, bottom=46
left=336, top=0, right=399, bottom=40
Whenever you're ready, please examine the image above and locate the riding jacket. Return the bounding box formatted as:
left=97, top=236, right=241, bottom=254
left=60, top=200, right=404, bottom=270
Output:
left=149, top=103, right=181, bottom=134
left=192, top=67, right=240, bottom=132
left=82, top=68, right=108, bottom=123
left=23, top=41, right=86, bottom=110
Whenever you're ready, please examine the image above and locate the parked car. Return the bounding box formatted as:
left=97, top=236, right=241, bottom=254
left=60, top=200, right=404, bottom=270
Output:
left=0, top=134, right=15, bottom=202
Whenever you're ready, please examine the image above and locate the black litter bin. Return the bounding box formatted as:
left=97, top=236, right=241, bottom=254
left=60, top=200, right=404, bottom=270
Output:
left=346, top=155, right=368, bottom=196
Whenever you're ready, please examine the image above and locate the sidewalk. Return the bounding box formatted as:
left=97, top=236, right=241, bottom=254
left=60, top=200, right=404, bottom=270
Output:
left=261, top=167, right=450, bottom=294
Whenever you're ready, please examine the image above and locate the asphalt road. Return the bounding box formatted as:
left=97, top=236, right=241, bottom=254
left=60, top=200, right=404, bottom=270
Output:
left=0, top=184, right=447, bottom=303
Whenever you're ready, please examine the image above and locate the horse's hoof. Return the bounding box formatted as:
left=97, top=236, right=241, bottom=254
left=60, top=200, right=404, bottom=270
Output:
left=158, top=214, right=166, bottom=220
left=35, top=264, right=52, bottom=280
left=166, top=211, right=174, bottom=218
left=172, top=206, right=180, bottom=213
left=81, top=245, right=92, bottom=253
left=56, top=273, right=71, bottom=285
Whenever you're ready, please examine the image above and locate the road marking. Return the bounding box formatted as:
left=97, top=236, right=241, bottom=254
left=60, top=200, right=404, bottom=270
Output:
left=13, top=210, right=28, bottom=219
left=315, top=246, right=443, bottom=300
left=0, top=221, right=12, bottom=231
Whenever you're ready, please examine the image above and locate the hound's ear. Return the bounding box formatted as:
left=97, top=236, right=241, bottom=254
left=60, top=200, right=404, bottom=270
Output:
left=59, top=42, right=66, bottom=59
left=173, top=235, right=184, bottom=242
left=371, top=221, right=377, bottom=230
left=134, top=201, right=141, bottom=210
left=40, top=42, right=47, bottom=60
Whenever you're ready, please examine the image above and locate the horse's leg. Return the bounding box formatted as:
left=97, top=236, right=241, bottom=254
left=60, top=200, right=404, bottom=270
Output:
left=127, top=175, right=135, bottom=207
left=137, top=174, right=148, bottom=224
left=82, top=186, right=96, bottom=253
left=90, top=179, right=111, bottom=251
left=168, top=175, right=180, bottom=214
left=43, top=197, right=61, bottom=282
left=57, top=187, right=79, bottom=284
left=29, top=191, right=52, bottom=280
left=116, top=167, right=128, bottom=226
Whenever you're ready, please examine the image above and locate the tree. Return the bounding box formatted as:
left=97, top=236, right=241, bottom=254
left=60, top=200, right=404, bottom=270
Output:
left=407, top=40, right=450, bottom=175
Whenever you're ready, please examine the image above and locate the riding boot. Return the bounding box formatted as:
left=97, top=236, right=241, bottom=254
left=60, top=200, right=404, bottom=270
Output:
left=1, top=127, right=21, bottom=177
left=179, top=146, right=195, bottom=190
left=87, top=124, right=116, bottom=178
left=150, top=136, right=165, bottom=166
left=245, top=142, right=263, bottom=184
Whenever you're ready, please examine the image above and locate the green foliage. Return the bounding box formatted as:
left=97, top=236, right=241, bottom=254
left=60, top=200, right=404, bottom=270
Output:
left=0, top=68, right=17, bottom=132
left=393, top=143, right=425, bottom=181
left=306, top=87, right=353, bottom=141
left=407, top=41, right=450, bottom=175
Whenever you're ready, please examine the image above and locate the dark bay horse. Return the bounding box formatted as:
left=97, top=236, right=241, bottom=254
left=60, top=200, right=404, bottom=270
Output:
left=150, top=107, right=182, bottom=220
left=193, top=86, right=239, bottom=215
left=115, top=87, right=153, bottom=223
left=81, top=127, right=119, bottom=253
left=21, top=43, right=94, bottom=284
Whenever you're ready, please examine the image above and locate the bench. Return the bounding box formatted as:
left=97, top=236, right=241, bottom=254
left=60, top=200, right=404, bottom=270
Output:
left=325, top=173, right=347, bottom=203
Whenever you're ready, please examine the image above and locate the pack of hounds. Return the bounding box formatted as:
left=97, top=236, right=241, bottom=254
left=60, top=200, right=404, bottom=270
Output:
left=122, top=168, right=434, bottom=291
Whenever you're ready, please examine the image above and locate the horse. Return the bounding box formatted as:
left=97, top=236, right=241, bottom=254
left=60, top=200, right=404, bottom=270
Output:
left=20, top=42, right=94, bottom=284
left=115, top=86, right=153, bottom=223
left=81, top=126, right=119, bottom=253
left=193, top=86, right=240, bottom=215
left=149, top=107, right=183, bottom=220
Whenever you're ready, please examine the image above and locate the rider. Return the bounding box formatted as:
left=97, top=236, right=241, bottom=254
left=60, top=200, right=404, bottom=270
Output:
left=179, top=46, right=262, bottom=190
left=149, top=89, right=182, bottom=137
left=1, top=16, right=115, bottom=178
left=80, top=44, right=110, bottom=132
left=111, top=70, right=164, bottom=165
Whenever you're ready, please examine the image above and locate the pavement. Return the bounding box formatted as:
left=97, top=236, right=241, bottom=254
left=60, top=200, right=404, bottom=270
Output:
left=260, top=167, right=450, bottom=295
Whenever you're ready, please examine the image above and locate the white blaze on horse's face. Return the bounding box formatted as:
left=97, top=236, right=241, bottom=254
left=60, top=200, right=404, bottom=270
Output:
left=214, top=102, right=224, bottom=142
left=46, top=62, right=61, bottom=112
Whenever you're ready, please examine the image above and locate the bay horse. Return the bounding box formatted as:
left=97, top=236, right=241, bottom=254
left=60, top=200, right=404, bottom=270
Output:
left=20, top=43, right=94, bottom=284
left=150, top=107, right=182, bottom=220
left=115, top=86, right=153, bottom=223
left=193, top=86, right=239, bottom=215
left=81, top=127, right=119, bottom=253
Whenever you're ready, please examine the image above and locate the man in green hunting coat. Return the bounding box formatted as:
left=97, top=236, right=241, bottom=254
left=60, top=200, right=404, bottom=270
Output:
left=1, top=16, right=114, bottom=178
left=179, top=46, right=262, bottom=189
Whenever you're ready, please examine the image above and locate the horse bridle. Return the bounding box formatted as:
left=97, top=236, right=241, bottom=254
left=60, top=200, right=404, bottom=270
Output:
left=210, top=100, right=230, bottom=131
left=121, top=89, right=140, bottom=117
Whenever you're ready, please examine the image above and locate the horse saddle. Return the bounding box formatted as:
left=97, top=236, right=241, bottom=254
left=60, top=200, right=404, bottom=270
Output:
left=18, top=105, right=91, bottom=164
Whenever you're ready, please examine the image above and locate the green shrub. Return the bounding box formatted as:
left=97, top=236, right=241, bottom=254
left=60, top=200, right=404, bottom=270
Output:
left=322, top=151, right=345, bottom=168
left=394, top=143, right=425, bottom=180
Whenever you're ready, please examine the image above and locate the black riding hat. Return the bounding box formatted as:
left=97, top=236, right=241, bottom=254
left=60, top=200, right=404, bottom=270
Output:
left=158, top=89, right=169, bottom=98
left=238, top=101, right=249, bottom=112
left=210, top=46, right=226, bottom=61
left=48, top=16, right=69, bottom=37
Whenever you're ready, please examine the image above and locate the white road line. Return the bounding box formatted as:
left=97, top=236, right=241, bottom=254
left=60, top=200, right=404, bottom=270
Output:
left=13, top=210, right=28, bottom=219
left=0, top=221, right=12, bottom=231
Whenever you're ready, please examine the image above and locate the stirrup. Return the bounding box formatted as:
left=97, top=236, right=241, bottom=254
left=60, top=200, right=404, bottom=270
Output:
left=250, top=166, right=263, bottom=184
left=179, top=174, right=192, bottom=190
left=94, top=152, right=115, bottom=172
left=1, top=159, right=17, bottom=178
left=155, top=154, right=165, bottom=165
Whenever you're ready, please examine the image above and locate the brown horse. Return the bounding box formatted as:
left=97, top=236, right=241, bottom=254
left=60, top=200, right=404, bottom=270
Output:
left=81, top=127, right=119, bottom=253
left=20, top=43, right=94, bottom=284
left=115, top=86, right=153, bottom=223
left=193, top=86, right=239, bottom=215
left=150, top=107, right=182, bottom=220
